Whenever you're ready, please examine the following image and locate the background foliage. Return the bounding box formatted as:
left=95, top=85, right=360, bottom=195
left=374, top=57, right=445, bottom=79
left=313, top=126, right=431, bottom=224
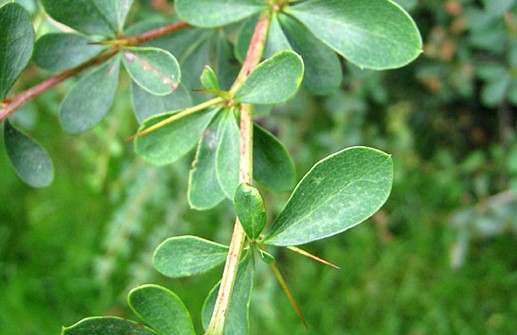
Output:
left=1, top=0, right=516, bottom=334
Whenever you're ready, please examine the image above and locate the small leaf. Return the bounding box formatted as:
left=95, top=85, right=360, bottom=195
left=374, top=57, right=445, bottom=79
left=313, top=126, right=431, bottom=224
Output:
left=287, top=0, right=422, bottom=70
left=33, top=33, right=105, bottom=72
left=153, top=236, right=228, bottom=278
left=175, top=0, right=267, bottom=28
left=265, top=146, right=393, bottom=246
left=4, top=121, right=54, bottom=188
left=233, top=50, right=304, bottom=104
left=216, top=109, right=240, bottom=200
left=257, top=248, right=275, bottom=265
left=234, top=183, right=267, bottom=240
left=122, top=47, right=181, bottom=96
left=0, top=2, right=34, bottom=100
left=264, top=13, right=293, bottom=58
left=200, top=65, right=220, bottom=91
left=60, top=57, right=120, bottom=134
left=202, top=252, right=254, bottom=334
left=93, top=0, right=134, bottom=33
left=62, top=316, right=158, bottom=335
left=128, top=284, right=195, bottom=335
left=253, top=124, right=296, bottom=192
left=134, top=107, right=219, bottom=166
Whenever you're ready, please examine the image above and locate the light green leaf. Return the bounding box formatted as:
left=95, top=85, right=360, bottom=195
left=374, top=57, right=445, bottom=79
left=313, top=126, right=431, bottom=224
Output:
left=60, top=57, right=120, bottom=134
left=0, top=2, right=34, bottom=100
left=257, top=248, right=275, bottom=265
left=200, top=65, right=220, bottom=91
left=253, top=124, right=296, bottom=192
left=153, top=235, right=228, bottom=278
left=4, top=121, right=54, bottom=188
left=235, top=183, right=267, bottom=240
left=134, top=107, right=219, bottom=166
left=175, top=0, right=267, bottom=28
left=33, top=33, right=105, bottom=72
left=202, top=252, right=254, bottom=334
left=62, top=316, right=159, bottom=335
left=265, top=146, right=393, bottom=246
left=216, top=109, right=240, bottom=200
left=128, top=285, right=195, bottom=335
left=264, top=13, right=292, bottom=58
left=93, top=0, right=133, bottom=33
left=188, top=113, right=226, bottom=210
left=234, top=50, right=304, bottom=104
left=287, top=0, right=422, bottom=70
left=122, top=47, right=181, bottom=96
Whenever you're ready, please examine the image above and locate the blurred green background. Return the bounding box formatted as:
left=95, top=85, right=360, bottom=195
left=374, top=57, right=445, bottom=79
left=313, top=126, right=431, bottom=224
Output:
left=1, top=0, right=517, bottom=334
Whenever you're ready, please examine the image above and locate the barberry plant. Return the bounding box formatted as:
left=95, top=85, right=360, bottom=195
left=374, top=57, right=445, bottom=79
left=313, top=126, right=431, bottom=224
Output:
left=0, top=0, right=422, bottom=334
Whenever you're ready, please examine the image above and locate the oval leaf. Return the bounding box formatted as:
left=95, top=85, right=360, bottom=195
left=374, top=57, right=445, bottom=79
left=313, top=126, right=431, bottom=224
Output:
left=0, top=2, right=34, bottom=100
left=153, top=236, right=228, bottom=278
left=287, top=0, right=422, bottom=70
left=234, top=183, right=267, bottom=240
left=216, top=109, right=240, bottom=200
left=93, top=0, right=134, bottom=33
left=60, top=57, right=120, bottom=134
left=128, top=285, right=195, bottom=335
left=122, top=47, right=181, bottom=96
left=62, top=316, right=158, bottom=335
left=233, top=50, right=304, bottom=104
left=175, top=0, right=267, bottom=28
left=265, top=146, right=393, bottom=246
left=4, top=121, right=54, bottom=188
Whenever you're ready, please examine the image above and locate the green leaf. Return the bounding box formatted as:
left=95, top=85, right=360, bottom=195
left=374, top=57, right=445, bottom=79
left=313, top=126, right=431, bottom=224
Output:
left=264, top=13, right=292, bottom=59
left=202, top=252, right=254, bottom=334
left=235, top=15, right=259, bottom=63
left=93, top=0, right=134, bottom=33
left=122, top=47, right=181, bottom=96
left=62, top=316, right=158, bottom=335
left=234, top=183, right=267, bottom=240
left=279, top=13, right=342, bottom=95
left=175, top=0, right=267, bottom=28
left=265, top=146, right=393, bottom=246
left=234, top=50, right=304, bottom=104
left=287, top=0, right=422, bottom=70
left=60, top=57, right=120, bottom=134
left=40, top=0, right=115, bottom=36
left=188, top=113, right=226, bottom=210
left=253, top=124, right=296, bottom=192
left=134, top=107, right=219, bottom=166
left=153, top=235, right=228, bottom=278
left=131, top=81, right=192, bottom=124
left=128, top=285, right=195, bottom=335
left=4, top=121, right=54, bottom=188
left=257, top=248, right=275, bottom=265
left=200, top=65, right=221, bottom=91
left=0, top=2, right=34, bottom=100
left=216, top=109, right=240, bottom=199
left=33, top=33, right=105, bottom=72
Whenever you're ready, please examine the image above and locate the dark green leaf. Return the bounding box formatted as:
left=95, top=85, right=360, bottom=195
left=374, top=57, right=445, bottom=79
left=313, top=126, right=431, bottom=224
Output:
left=234, top=50, right=304, bottom=104
left=128, top=285, right=195, bottom=335
left=134, top=107, right=219, bottom=166
left=4, top=121, right=54, bottom=188
left=62, top=316, right=158, bottom=335
left=265, top=146, right=393, bottom=246
left=93, top=0, right=133, bottom=33
left=235, top=15, right=258, bottom=63
left=257, top=248, right=275, bottom=264
left=253, top=124, right=296, bottom=192
left=153, top=236, right=228, bottom=278
left=216, top=109, right=240, bottom=199
left=264, top=13, right=292, bottom=58
left=287, top=0, right=422, bottom=70
left=122, top=47, right=181, bottom=96
left=200, top=65, right=220, bottom=91
left=0, top=2, right=34, bottom=99
left=60, top=57, right=120, bottom=134
left=234, top=183, right=267, bottom=240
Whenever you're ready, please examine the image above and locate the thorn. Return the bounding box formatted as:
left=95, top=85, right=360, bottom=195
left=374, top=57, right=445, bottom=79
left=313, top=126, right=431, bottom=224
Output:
left=287, top=246, right=340, bottom=269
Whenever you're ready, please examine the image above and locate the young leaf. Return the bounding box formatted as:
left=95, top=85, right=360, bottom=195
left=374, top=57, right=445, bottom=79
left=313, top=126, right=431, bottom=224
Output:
left=234, top=183, right=267, bottom=240
left=93, top=0, right=134, bottom=33
left=188, top=113, right=226, bottom=210
left=253, top=124, right=296, bottom=192
left=134, top=107, right=219, bottom=166
left=216, top=109, right=240, bottom=200
left=122, top=47, right=181, bottom=96
left=265, top=146, right=393, bottom=246
left=257, top=248, right=275, bottom=265
left=200, top=65, right=221, bottom=91
left=286, top=0, right=422, bottom=70
left=153, top=235, right=228, bottom=278
left=202, top=252, right=254, bottom=334
left=60, top=57, right=120, bottom=134
left=128, top=285, right=195, bottom=335
left=4, top=121, right=54, bottom=188
left=62, top=316, right=158, bottom=335
left=33, top=33, right=105, bottom=72
left=175, top=0, right=267, bottom=28
left=0, top=2, right=34, bottom=100
left=233, top=50, right=304, bottom=104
